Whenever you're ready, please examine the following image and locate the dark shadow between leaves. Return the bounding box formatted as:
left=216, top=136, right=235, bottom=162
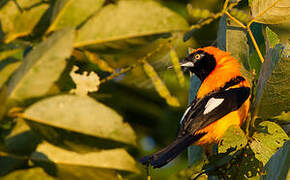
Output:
left=26, top=120, right=134, bottom=153
left=31, top=152, right=58, bottom=177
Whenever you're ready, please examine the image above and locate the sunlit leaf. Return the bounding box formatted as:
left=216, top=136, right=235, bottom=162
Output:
left=266, top=26, right=280, bottom=48
left=57, top=166, right=121, bottom=180
left=31, top=142, right=139, bottom=174
left=0, top=49, right=22, bottom=62
left=0, top=59, right=21, bottom=88
left=274, top=111, right=290, bottom=121
left=218, top=126, right=248, bottom=154
left=23, top=95, right=136, bottom=147
left=75, top=0, right=188, bottom=47
left=1, top=167, right=54, bottom=180
left=47, top=0, right=105, bottom=33
left=251, top=0, right=290, bottom=24
left=6, top=28, right=74, bottom=107
left=0, top=0, right=49, bottom=43
left=69, top=65, right=100, bottom=96
left=250, top=121, right=289, bottom=166
left=143, top=60, right=180, bottom=107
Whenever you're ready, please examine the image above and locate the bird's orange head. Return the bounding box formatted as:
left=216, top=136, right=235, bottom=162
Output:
left=180, top=46, right=241, bottom=81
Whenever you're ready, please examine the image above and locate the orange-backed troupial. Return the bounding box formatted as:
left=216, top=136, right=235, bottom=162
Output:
left=139, top=46, right=251, bottom=168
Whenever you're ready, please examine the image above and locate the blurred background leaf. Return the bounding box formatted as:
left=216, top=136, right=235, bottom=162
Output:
left=0, top=0, right=49, bottom=43
left=6, top=28, right=74, bottom=108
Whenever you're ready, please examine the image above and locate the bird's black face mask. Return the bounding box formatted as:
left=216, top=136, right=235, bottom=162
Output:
left=176, top=50, right=216, bottom=81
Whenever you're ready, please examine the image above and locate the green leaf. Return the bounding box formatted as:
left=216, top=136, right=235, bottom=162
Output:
left=23, top=95, right=136, bottom=147
left=250, top=121, right=289, bottom=166
left=224, top=14, right=251, bottom=77
left=251, top=0, right=290, bottom=24
left=218, top=126, right=248, bottom=154
left=1, top=167, right=54, bottom=180
left=6, top=28, right=74, bottom=107
left=257, top=28, right=289, bottom=118
left=56, top=166, right=122, bottom=180
left=207, top=145, right=263, bottom=179
left=255, top=44, right=283, bottom=113
left=263, top=140, right=290, bottom=180
left=266, top=26, right=280, bottom=48
left=258, top=54, right=290, bottom=118
left=0, top=0, right=49, bottom=43
left=31, top=142, right=139, bottom=174
left=47, top=0, right=105, bottom=33
left=75, top=0, right=188, bottom=47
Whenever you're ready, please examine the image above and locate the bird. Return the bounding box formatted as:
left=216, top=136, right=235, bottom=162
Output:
left=139, top=46, right=251, bottom=168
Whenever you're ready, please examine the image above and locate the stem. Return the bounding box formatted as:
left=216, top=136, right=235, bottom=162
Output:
left=100, top=40, right=171, bottom=84
left=247, top=25, right=265, bottom=63
left=224, top=11, right=264, bottom=63
left=224, top=11, right=246, bottom=29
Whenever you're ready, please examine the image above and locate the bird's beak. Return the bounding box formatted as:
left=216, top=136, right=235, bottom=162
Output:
left=168, top=59, right=194, bottom=71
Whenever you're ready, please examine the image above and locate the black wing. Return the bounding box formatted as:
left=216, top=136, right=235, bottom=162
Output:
left=177, top=87, right=250, bottom=138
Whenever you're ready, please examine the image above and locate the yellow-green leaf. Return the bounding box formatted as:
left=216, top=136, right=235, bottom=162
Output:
left=0, top=49, right=22, bottom=62
left=143, top=60, right=180, bottom=107
left=252, top=0, right=290, bottom=24
left=250, top=121, right=289, bottom=166
left=47, top=0, right=105, bottom=33
left=0, top=0, right=49, bottom=43
left=0, top=60, right=21, bottom=88
left=31, top=142, right=139, bottom=174
left=6, top=28, right=74, bottom=107
left=75, top=0, right=188, bottom=47
left=1, top=168, right=54, bottom=180
left=23, top=95, right=136, bottom=147
left=274, top=111, right=290, bottom=121
left=218, top=125, right=248, bottom=154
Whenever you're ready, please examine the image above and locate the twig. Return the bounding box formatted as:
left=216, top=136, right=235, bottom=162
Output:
left=188, top=0, right=241, bottom=31
left=224, top=11, right=265, bottom=63
left=100, top=40, right=171, bottom=84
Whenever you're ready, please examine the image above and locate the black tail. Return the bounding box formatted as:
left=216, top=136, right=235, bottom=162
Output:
left=139, top=133, right=205, bottom=168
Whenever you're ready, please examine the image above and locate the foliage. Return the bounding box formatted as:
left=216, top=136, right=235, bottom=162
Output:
left=0, top=0, right=289, bottom=180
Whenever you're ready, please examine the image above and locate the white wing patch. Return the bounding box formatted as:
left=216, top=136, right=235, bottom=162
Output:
left=180, top=106, right=191, bottom=124
left=203, top=98, right=224, bottom=115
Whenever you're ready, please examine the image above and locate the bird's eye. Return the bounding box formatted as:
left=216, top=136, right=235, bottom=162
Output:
left=195, top=54, right=201, bottom=60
